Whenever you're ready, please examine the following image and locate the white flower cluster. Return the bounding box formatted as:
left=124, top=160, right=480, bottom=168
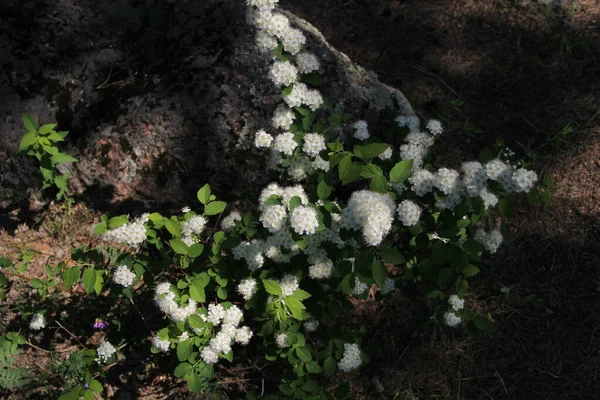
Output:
left=340, top=190, right=395, bottom=246
left=275, top=333, right=289, bottom=348
left=395, top=115, right=420, bottom=132
left=29, top=313, right=46, bottom=330
left=96, top=341, right=116, bottom=363
left=272, top=131, right=298, bottom=155
left=101, top=214, right=148, bottom=248
left=237, top=278, right=258, bottom=301
left=400, top=131, right=434, bottom=169
left=352, top=120, right=369, bottom=140
left=379, top=278, right=395, bottom=295
left=283, top=82, right=323, bottom=111
left=112, top=265, right=136, bottom=287
left=448, top=294, right=465, bottom=311
left=233, top=239, right=266, bottom=271
left=426, top=119, right=443, bottom=136
left=474, top=229, right=503, bottom=253
left=269, top=61, right=298, bottom=87
left=444, top=312, right=462, bottom=327
left=338, top=343, right=362, bottom=372
left=290, top=205, right=319, bottom=235
left=154, top=282, right=198, bottom=322
left=308, top=257, right=333, bottom=279
left=182, top=215, right=207, bottom=238
left=152, top=335, right=171, bottom=352
left=397, top=200, right=422, bottom=227
left=255, top=129, right=274, bottom=148
left=200, top=304, right=253, bottom=364
left=221, top=210, right=242, bottom=232
left=295, top=53, right=320, bottom=74
left=304, top=319, right=320, bottom=332
left=279, top=274, right=299, bottom=297
left=302, top=133, right=326, bottom=156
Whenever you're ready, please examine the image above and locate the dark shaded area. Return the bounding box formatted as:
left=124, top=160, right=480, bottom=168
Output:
left=278, top=0, right=600, bottom=398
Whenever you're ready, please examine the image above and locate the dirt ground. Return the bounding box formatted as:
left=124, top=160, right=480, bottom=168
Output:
left=1, top=0, right=600, bottom=399
left=279, top=0, right=600, bottom=398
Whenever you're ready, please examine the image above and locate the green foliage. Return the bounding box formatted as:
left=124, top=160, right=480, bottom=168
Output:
left=18, top=114, right=77, bottom=206
left=0, top=332, right=29, bottom=389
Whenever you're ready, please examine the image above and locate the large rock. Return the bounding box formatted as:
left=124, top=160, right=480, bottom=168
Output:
left=0, top=0, right=413, bottom=216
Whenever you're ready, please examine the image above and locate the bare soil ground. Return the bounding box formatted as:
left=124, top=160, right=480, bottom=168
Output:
left=1, top=0, right=599, bottom=399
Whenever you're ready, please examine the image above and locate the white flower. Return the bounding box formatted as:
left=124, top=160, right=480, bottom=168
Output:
left=247, top=0, right=278, bottom=11
left=352, top=120, right=369, bottom=140
left=474, top=229, right=503, bottom=253
left=302, top=133, right=326, bottom=156
left=269, top=61, right=298, bottom=86
left=339, top=190, right=395, bottom=246
left=112, top=265, right=136, bottom=287
left=237, top=278, right=258, bottom=301
left=275, top=333, right=289, bottom=348
left=304, top=319, right=320, bottom=332
left=511, top=168, right=538, bottom=193
left=29, top=313, right=46, bottom=331
left=259, top=183, right=283, bottom=209
left=409, top=169, right=434, bottom=196
left=380, top=278, right=395, bottom=295
left=295, top=53, right=320, bottom=74
left=207, top=303, right=226, bottom=325
left=434, top=168, right=461, bottom=195
left=378, top=147, right=393, bottom=160
left=272, top=105, right=296, bottom=130
left=426, top=119, right=443, bottom=136
left=101, top=216, right=147, bottom=248
left=444, top=312, right=462, bottom=327
left=448, top=295, right=465, bottom=311
left=232, top=240, right=265, bottom=271
left=265, top=14, right=291, bottom=38
left=181, top=215, right=207, bottom=237
left=279, top=274, right=299, bottom=297
left=302, top=88, right=324, bottom=111
left=309, top=258, right=333, bottom=279
left=397, top=200, right=422, bottom=227
left=255, top=129, right=274, bottom=148
left=479, top=187, right=498, bottom=209
left=312, top=155, right=330, bottom=172
left=351, top=277, right=369, bottom=296
left=395, top=115, right=420, bottom=132
left=290, top=205, right=319, bottom=235
left=201, top=346, right=219, bottom=364
left=152, top=335, right=170, bottom=352
left=462, top=161, right=487, bottom=196
left=280, top=27, right=306, bottom=55
left=96, top=341, right=116, bottom=362
left=223, top=306, right=244, bottom=327
left=256, top=31, right=278, bottom=53
left=272, top=132, right=298, bottom=156
left=235, top=326, right=253, bottom=345
left=210, top=331, right=233, bottom=354
left=338, top=343, right=362, bottom=372
left=288, top=157, right=313, bottom=182
left=485, top=159, right=514, bottom=191
left=281, top=185, right=309, bottom=210
left=283, top=82, right=307, bottom=108
left=260, top=205, right=288, bottom=232
left=181, top=206, right=191, bottom=213
left=221, top=211, right=242, bottom=232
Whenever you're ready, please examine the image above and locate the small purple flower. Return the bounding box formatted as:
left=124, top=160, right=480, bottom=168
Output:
left=83, top=383, right=89, bottom=389
left=93, top=319, right=108, bottom=329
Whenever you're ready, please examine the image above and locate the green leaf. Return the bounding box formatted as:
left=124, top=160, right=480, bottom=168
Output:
left=436, top=267, right=454, bottom=287
left=51, top=153, right=78, bottom=164
left=370, top=175, right=388, bottom=193
left=289, top=196, right=302, bottom=212
left=317, top=180, right=332, bottom=200
left=389, top=159, right=414, bottom=183
left=186, top=373, right=203, bottom=394
left=89, top=379, right=102, bottom=393
left=478, top=147, right=495, bottom=164
left=303, top=73, right=323, bottom=86
left=296, top=346, right=312, bottom=362
left=262, top=279, right=282, bottom=296
left=62, top=266, right=81, bottom=289
left=82, top=268, right=97, bottom=294
left=18, top=131, right=37, bottom=151
left=305, top=361, right=321, bottom=373
left=188, top=243, right=204, bottom=258
left=324, top=356, right=337, bottom=376
left=285, top=297, right=306, bottom=320
left=358, top=143, right=389, bottom=159
left=174, top=362, right=193, bottom=378
left=303, top=113, right=316, bottom=131
left=83, top=390, right=95, bottom=400
left=378, top=247, right=405, bottom=265
left=372, top=261, right=387, bottom=286
left=295, top=106, right=311, bottom=116
left=217, top=287, right=228, bottom=299
left=282, top=84, right=294, bottom=96
left=189, top=283, right=206, bottom=302
left=23, top=115, right=38, bottom=133
left=341, top=274, right=355, bottom=295
left=342, top=162, right=362, bottom=185
left=47, top=132, right=65, bottom=142
left=197, top=184, right=211, bottom=205
left=462, top=264, right=480, bottom=278
left=165, top=218, right=181, bottom=237
left=473, top=316, right=491, bottom=331
left=39, top=124, right=57, bottom=135
left=289, top=289, right=311, bottom=301
left=327, top=141, right=344, bottom=152
left=188, top=314, right=205, bottom=330
left=177, top=340, right=194, bottom=362
left=58, top=386, right=82, bottom=400
left=30, top=278, right=44, bottom=289
left=170, top=239, right=189, bottom=255
left=361, top=164, right=383, bottom=179
left=108, top=216, right=128, bottom=230
left=499, top=197, right=515, bottom=217
left=205, top=201, right=227, bottom=216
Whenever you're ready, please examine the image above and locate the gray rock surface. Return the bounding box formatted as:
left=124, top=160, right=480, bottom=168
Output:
left=0, top=0, right=413, bottom=216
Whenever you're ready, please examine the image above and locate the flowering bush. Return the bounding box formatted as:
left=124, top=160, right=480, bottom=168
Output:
left=4, top=1, right=551, bottom=399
